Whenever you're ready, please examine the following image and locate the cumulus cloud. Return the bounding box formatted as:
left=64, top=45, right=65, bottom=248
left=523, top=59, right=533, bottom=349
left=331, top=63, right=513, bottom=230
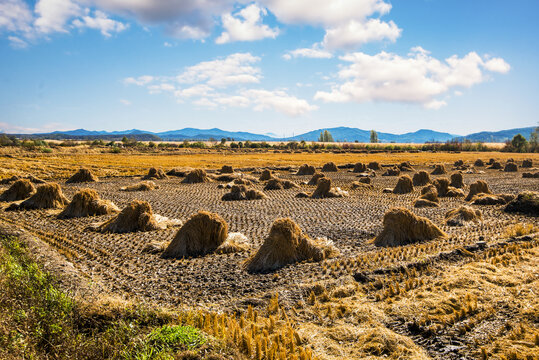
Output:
left=242, top=89, right=318, bottom=116
left=0, top=0, right=33, bottom=33
left=125, top=52, right=316, bottom=116
left=8, top=35, right=28, bottom=48
left=176, top=53, right=262, bottom=87
left=216, top=4, right=279, bottom=44
left=262, top=0, right=391, bottom=26
left=214, top=95, right=251, bottom=108
left=1, top=0, right=128, bottom=47
left=423, top=99, right=447, bottom=110
left=483, top=57, right=511, bottom=73
left=34, top=0, right=82, bottom=34
left=92, top=0, right=234, bottom=39
left=3, top=0, right=402, bottom=49
left=264, top=0, right=398, bottom=51
left=322, top=18, right=401, bottom=50
left=314, top=48, right=510, bottom=109
left=283, top=45, right=333, bottom=60
left=3, top=0, right=401, bottom=49
left=73, top=9, right=128, bottom=37
left=175, top=84, right=215, bottom=98
left=147, top=83, right=175, bottom=94
left=123, top=75, right=154, bottom=86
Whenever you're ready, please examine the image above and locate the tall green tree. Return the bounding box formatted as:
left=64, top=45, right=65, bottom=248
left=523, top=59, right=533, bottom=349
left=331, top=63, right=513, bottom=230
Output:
left=511, top=133, right=528, bottom=152
left=529, top=127, right=538, bottom=152
left=318, top=130, right=334, bottom=142
left=370, top=130, right=379, bottom=143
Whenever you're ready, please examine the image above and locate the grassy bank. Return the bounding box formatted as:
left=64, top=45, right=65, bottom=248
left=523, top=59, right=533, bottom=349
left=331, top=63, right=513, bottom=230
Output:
left=0, top=234, right=234, bottom=360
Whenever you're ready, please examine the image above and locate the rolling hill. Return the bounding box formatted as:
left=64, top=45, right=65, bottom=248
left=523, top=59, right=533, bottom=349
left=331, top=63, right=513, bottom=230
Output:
left=7, top=125, right=536, bottom=143
left=454, top=126, right=536, bottom=143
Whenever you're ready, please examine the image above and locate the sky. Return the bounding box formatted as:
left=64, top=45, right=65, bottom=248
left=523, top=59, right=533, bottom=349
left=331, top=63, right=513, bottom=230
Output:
left=0, top=0, right=538, bottom=137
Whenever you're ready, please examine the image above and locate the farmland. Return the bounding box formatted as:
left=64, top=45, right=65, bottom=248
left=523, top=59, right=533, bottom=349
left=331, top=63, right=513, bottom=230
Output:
left=0, top=148, right=538, bottom=360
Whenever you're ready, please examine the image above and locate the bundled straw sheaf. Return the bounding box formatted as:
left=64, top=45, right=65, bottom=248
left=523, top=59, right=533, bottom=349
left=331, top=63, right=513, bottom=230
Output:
left=58, top=189, right=119, bottom=219
left=374, top=207, right=446, bottom=247
left=245, top=218, right=339, bottom=273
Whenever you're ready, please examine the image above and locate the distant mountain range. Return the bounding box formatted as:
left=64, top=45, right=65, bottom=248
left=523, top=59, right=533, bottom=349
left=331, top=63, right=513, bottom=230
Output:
left=453, top=127, right=537, bottom=143
left=8, top=126, right=537, bottom=143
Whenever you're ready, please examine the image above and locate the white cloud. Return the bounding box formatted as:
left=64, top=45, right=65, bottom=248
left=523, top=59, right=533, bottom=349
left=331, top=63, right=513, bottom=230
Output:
left=262, top=0, right=391, bottom=26
left=34, top=0, right=81, bottom=34
left=263, top=0, right=397, bottom=51
left=147, top=83, right=175, bottom=94
left=193, top=97, right=217, bottom=108
left=177, top=53, right=261, bottom=87
left=3, top=0, right=399, bottom=49
left=216, top=4, right=279, bottom=44
left=283, top=45, right=333, bottom=59
left=1, top=0, right=129, bottom=46
left=322, top=18, right=401, bottom=50
left=92, top=0, right=235, bottom=39
left=167, top=24, right=210, bottom=39
left=0, top=0, right=33, bottom=33
left=73, top=9, right=128, bottom=37
left=119, top=99, right=131, bottom=105
left=423, top=99, right=447, bottom=110
left=127, top=52, right=316, bottom=116
left=409, top=46, right=430, bottom=56
left=124, top=75, right=154, bottom=86
left=174, top=84, right=215, bottom=98
left=214, top=95, right=250, bottom=108
left=8, top=35, right=28, bottom=49
left=242, top=89, right=318, bottom=116
left=0, top=121, right=69, bottom=134
left=314, top=48, right=510, bottom=109
left=484, top=57, right=511, bottom=73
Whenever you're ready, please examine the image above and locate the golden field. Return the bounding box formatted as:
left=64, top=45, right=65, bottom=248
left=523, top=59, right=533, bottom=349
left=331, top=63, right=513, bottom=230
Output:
left=0, top=147, right=538, bottom=359
left=1, top=146, right=536, bottom=179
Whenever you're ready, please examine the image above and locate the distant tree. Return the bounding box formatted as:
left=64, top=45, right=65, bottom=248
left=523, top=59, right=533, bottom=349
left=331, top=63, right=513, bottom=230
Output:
left=121, top=136, right=129, bottom=144
left=529, top=127, right=539, bottom=152
left=287, top=141, right=299, bottom=149
left=370, top=130, right=379, bottom=143
left=220, top=138, right=227, bottom=145
left=318, top=130, right=334, bottom=142
left=511, top=134, right=528, bottom=152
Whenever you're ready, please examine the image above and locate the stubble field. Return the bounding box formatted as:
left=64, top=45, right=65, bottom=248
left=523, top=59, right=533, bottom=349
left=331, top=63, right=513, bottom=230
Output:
left=0, top=149, right=538, bottom=360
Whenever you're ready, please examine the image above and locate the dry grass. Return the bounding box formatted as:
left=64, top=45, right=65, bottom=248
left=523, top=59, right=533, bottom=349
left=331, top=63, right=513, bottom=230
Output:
left=1, top=147, right=535, bottom=179
left=503, top=223, right=539, bottom=238
left=1, top=149, right=538, bottom=360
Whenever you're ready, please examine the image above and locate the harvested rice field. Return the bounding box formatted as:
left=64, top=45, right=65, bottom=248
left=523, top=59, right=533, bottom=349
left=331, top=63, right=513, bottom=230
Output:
left=1, top=152, right=538, bottom=360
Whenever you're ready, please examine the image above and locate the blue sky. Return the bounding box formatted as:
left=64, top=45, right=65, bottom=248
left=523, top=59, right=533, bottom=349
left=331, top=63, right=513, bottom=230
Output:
left=0, top=0, right=538, bottom=136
